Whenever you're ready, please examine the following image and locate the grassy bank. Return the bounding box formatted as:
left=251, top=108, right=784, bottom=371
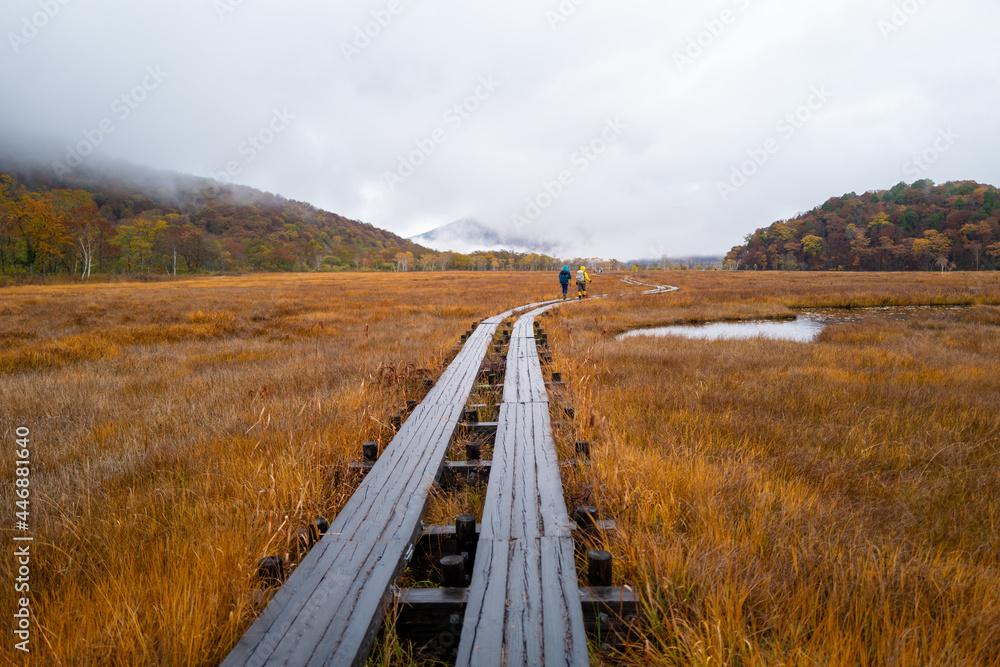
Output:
left=553, top=271, right=1000, bottom=665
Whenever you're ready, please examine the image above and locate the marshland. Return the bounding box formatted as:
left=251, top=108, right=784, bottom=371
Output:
left=2, top=270, right=999, bottom=666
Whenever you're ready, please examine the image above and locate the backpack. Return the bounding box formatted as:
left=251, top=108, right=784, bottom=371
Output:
left=576, top=269, right=586, bottom=282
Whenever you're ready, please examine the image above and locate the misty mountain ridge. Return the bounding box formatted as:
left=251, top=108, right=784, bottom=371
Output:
left=410, top=218, right=562, bottom=255
left=0, top=152, right=431, bottom=271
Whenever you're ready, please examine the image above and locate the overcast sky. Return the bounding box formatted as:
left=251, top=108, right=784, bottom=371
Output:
left=2, top=0, right=998, bottom=259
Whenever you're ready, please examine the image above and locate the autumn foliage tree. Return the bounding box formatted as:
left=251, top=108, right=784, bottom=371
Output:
left=728, top=180, right=1000, bottom=271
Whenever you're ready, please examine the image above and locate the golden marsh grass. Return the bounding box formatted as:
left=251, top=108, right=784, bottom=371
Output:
left=0, top=273, right=556, bottom=666
left=3, top=270, right=1000, bottom=665
left=554, top=271, right=1000, bottom=666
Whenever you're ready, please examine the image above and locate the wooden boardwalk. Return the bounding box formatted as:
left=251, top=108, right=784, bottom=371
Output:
left=221, top=302, right=559, bottom=667
left=223, top=280, right=675, bottom=666
left=456, top=305, right=588, bottom=666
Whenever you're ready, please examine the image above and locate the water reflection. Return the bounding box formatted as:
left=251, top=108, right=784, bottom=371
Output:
left=619, top=318, right=825, bottom=343
left=619, top=306, right=966, bottom=343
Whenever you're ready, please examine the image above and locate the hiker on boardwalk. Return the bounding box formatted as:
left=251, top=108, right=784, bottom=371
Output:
left=576, top=265, right=591, bottom=299
left=558, top=265, right=572, bottom=299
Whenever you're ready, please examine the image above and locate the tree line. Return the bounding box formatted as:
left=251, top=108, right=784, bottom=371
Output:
left=726, top=180, right=1000, bottom=271
left=0, top=171, right=581, bottom=278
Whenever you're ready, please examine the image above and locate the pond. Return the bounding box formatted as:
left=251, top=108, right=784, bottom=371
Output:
left=619, top=306, right=966, bottom=343
left=619, top=317, right=826, bottom=343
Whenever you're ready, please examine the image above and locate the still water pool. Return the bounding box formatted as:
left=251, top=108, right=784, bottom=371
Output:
left=619, top=318, right=825, bottom=343
left=619, top=306, right=965, bottom=343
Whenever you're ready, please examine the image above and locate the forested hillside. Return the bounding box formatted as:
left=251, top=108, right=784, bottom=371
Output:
left=0, top=163, right=565, bottom=277
left=726, top=180, right=1000, bottom=271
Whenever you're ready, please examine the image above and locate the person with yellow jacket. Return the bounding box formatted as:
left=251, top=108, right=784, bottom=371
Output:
left=575, top=266, right=591, bottom=299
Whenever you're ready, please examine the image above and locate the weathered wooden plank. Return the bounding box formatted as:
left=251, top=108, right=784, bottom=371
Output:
left=453, top=539, right=508, bottom=665
left=540, top=537, right=589, bottom=666
left=532, top=402, right=574, bottom=538
left=456, top=306, right=588, bottom=667
left=227, top=403, right=458, bottom=666
left=456, top=537, right=587, bottom=666
left=224, top=320, right=505, bottom=667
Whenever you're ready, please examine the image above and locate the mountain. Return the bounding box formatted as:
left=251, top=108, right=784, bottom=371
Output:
left=0, top=155, right=430, bottom=272
left=727, top=180, right=1000, bottom=271
left=410, top=218, right=560, bottom=255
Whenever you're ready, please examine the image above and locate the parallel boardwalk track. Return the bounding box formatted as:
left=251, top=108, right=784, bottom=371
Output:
left=456, top=304, right=588, bottom=666
left=223, top=280, right=675, bottom=666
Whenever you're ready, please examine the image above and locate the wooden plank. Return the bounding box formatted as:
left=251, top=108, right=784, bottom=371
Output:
left=456, top=537, right=587, bottom=666
left=453, top=539, right=508, bottom=665
left=540, top=537, right=588, bottom=665
left=227, top=404, right=457, bottom=666
left=223, top=320, right=505, bottom=667
left=456, top=306, right=588, bottom=667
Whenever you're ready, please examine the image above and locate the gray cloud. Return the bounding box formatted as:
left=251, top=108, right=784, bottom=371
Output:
left=2, top=0, right=998, bottom=259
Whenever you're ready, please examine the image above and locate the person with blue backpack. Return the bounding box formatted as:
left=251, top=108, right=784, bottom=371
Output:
left=558, top=265, right=572, bottom=299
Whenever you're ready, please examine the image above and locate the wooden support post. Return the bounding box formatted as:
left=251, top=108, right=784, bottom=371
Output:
left=309, top=517, right=329, bottom=543
left=456, top=514, right=477, bottom=557
left=406, top=399, right=418, bottom=413
left=390, top=415, right=402, bottom=430
left=462, top=408, right=478, bottom=423
left=423, top=378, right=434, bottom=390
left=486, top=372, right=497, bottom=385
left=576, top=506, right=599, bottom=537
left=588, top=550, right=613, bottom=587
left=441, top=555, right=466, bottom=588
left=296, top=527, right=311, bottom=552
left=575, top=440, right=591, bottom=459
left=257, top=556, right=284, bottom=587
left=460, top=334, right=467, bottom=343
left=363, top=442, right=379, bottom=462
left=564, top=406, right=575, bottom=419
left=551, top=371, right=562, bottom=383
left=465, top=442, right=481, bottom=461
